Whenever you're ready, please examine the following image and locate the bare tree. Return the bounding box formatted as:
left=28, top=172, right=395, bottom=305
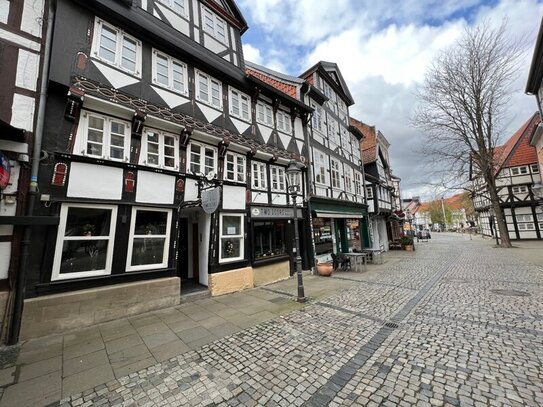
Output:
left=412, top=21, right=526, bottom=248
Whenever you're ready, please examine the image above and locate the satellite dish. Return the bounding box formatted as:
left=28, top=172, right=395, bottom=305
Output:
left=206, top=171, right=215, bottom=181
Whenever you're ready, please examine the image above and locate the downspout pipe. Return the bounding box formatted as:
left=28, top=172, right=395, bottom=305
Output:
left=8, top=0, right=56, bottom=345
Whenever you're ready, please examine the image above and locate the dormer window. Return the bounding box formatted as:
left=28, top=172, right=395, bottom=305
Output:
left=203, top=6, right=227, bottom=44
left=196, top=70, right=222, bottom=109
left=92, top=18, right=141, bottom=77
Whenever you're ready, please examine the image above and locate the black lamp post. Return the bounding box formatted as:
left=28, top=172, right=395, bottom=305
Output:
left=286, top=160, right=305, bottom=303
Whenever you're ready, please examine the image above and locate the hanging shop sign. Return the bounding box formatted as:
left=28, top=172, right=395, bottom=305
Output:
left=0, top=152, right=10, bottom=190
left=201, top=186, right=221, bottom=214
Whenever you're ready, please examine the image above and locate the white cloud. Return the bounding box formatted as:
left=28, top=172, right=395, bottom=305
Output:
left=242, top=43, right=263, bottom=65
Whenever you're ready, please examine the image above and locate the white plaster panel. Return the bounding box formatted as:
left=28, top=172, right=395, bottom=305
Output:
left=203, top=34, right=227, bottom=53
left=194, top=28, right=200, bottom=43
left=93, top=61, right=139, bottom=89
left=193, top=0, right=199, bottom=26
left=252, top=191, right=268, bottom=204
left=258, top=125, right=272, bottom=144
left=0, top=140, right=28, bottom=154
left=196, top=102, right=222, bottom=123
left=0, top=225, right=14, bottom=236
left=156, top=4, right=190, bottom=36
left=230, top=28, right=236, bottom=51
left=315, top=186, right=328, bottom=197
left=232, top=53, right=237, bottom=66
left=0, top=0, right=9, bottom=24
left=294, top=117, right=304, bottom=139
left=141, top=0, right=148, bottom=10
left=519, top=231, right=537, bottom=239
left=21, top=0, right=44, bottom=37
left=151, top=86, right=190, bottom=109
left=184, top=178, right=199, bottom=201
left=136, top=171, right=175, bottom=204
left=0, top=242, right=10, bottom=280
left=278, top=133, right=291, bottom=150
left=270, top=194, right=287, bottom=205
left=515, top=207, right=533, bottom=215
left=296, top=140, right=305, bottom=154
left=231, top=117, right=250, bottom=135
left=199, top=213, right=210, bottom=286
left=11, top=93, right=35, bottom=131
left=222, top=185, right=246, bottom=210
left=67, top=162, right=123, bottom=200
left=0, top=27, right=40, bottom=51
left=16, top=49, right=40, bottom=91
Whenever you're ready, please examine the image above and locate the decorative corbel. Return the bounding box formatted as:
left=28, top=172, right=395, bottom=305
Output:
left=131, top=111, right=146, bottom=138
left=269, top=155, right=278, bottom=163
left=291, top=107, right=299, bottom=124
left=180, top=125, right=193, bottom=148
left=64, top=87, right=85, bottom=122
left=301, top=111, right=310, bottom=126
left=248, top=146, right=258, bottom=157
left=272, top=98, right=279, bottom=114
left=218, top=136, right=230, bottom=158
left=252, top=87, right=260, bottom=103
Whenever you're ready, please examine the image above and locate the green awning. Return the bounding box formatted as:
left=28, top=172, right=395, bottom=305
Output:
left=310, top=199, right=367, bottom=218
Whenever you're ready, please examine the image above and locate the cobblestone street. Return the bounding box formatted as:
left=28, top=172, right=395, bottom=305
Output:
left=5, top=233, right=543, bottom=406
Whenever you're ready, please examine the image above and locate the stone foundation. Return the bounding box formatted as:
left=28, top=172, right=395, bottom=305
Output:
left=209, top=267, right=253, bottom=296
left=253, top=261, right=290, bottom=287
left=20, top=277, right=180, bottom=340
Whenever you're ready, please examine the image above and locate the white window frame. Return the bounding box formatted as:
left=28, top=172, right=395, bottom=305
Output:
left=511, top=185, right=528, bottom=194
left=277, top=110, right=291, bottom=133
left=126, top=207, right=172, bottom=272
left=188, top=141, right=218, bottom=176
left=224, top=151, right=246, bottom=183
left=511, top=166, right=528, bottom=176
left=140, top=129, right=180, bottom=170
left=92, top=18, right=142, bottom=76
left=331, top=159, right=342, bottom=189
left=312, top=104, right=324, bottom=133
left=531, top=164, right=539, bottom=173
left=252, top=161, right=267, bottom=190
left=202, top=6, right=228, bottom=44
left=351, top=135, right=360, bottom=161
left=229, top=87, right=251, bottom=121
left=256, top=101, right=273, bottom=127
left=328, top=119, right=340, bottom=146
left=219, top=213, right=244, bottom=263
left=77, top=111, right=131, bottom=162
left=152, top=49, right=188, bottom=95
left=366, top=186, right=374, bottom=199
left=157, top=0, right=188, bottom=17
left=52, top=204, right=118, bottom=281
left=270, top=166, right=286, bottom=192
left=313, top=149, right=327, bottom=185
left=196, top=70, right=222, bottom=109
left=344, top=165, right=353, bottom=193
left=354, top=171, right=363, bottom=195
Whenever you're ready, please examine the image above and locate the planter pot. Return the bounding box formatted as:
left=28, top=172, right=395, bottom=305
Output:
left=316, top=262, right=333, bottom=276
left=404, top=245, right=414, bottom=251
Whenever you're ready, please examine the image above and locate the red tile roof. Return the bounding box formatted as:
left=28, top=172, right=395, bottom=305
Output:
left=496, top=112, right=540, bottom=169
left=245, top=67, right=298, bottom=99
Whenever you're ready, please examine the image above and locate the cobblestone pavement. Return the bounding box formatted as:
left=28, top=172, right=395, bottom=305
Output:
left=49, top=235, right=543, bottom=406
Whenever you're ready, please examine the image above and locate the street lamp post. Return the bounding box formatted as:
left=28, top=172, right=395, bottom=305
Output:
left=286, top=160, right=306, bottom=303
left=441, top=197, right=447, bottom=231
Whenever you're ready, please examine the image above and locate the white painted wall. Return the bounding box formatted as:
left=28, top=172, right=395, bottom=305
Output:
left=0, top=0, right=10, bottom=24
left=136, top=171, right=175, bottom=204
left=67, top=162, right=123, bottom=200
left=222, top=185, right=246, bottom=209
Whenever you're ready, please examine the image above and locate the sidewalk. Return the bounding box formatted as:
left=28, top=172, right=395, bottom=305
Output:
left=0, top=263, right=395, bottom=407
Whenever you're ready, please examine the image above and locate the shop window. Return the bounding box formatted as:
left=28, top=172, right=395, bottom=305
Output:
left=219, top=214, right=244, bottom=262
left=313, top=217, right=333, bottom=255
left=77, top=111, right=131, bottom=162
left=254, top=221, right=287, bottom=260
left=127, top=208, right=172, bottom=271
left=52, top=204, right=117, bottom=281
left=140, top=129, right=179, bottom=170
left=224, top=152, right=246, bottom=183
left=92, top=18, right=141, bottom=76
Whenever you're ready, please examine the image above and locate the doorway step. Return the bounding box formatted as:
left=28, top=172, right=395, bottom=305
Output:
left=180, top=279, right=210, bottom=303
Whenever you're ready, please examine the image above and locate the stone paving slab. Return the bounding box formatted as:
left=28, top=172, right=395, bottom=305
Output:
left=1, top=234, right=542, bottom=406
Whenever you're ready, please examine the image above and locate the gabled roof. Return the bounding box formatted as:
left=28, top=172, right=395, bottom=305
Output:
left=204, top=0, right=248, bottom=34
left=495, top=112, right=540, bottom=170
left=299, top=61, right=355, bottom=105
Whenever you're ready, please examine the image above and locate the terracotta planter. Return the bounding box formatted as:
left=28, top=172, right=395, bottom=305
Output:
left=316, top=262, right=333, bottom=276
left=404, top=245, right=414, bottom=251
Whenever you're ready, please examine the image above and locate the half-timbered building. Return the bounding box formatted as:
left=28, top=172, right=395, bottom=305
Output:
left=351, top=118, right=394, bottom=250
left=17, top=0, right=311, bottom=340
left=472, top=113, right=543, bottom=240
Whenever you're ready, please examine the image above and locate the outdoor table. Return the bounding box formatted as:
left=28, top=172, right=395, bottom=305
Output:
left=362, top=248, right=384, bottom=264
left=343, top=252, right=368, bottom=272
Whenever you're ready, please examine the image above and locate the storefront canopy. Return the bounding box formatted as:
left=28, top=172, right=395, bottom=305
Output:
left=311, top=199, right=367, bottom=219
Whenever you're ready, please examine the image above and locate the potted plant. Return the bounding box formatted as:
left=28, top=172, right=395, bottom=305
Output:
left=400, top=235, right=414, bottom=251
left=315, top=259, right=333, bottom=276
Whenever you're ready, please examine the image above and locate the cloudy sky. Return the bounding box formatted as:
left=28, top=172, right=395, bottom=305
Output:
left=237, top=0, right=543, bottom=200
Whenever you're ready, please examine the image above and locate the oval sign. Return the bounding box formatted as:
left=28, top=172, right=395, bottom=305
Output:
left=201, top=186, right=221, bottom=214
left=0, top=152, right=11, bottom=190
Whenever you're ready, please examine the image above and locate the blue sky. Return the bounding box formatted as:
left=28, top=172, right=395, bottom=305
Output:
left=236, top=0, right=543, bottom=200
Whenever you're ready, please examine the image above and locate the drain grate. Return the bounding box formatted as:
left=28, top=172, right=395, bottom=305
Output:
left=384, top=322, right=399, bottom=329
left=490, top=289, right=530, bottom=297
